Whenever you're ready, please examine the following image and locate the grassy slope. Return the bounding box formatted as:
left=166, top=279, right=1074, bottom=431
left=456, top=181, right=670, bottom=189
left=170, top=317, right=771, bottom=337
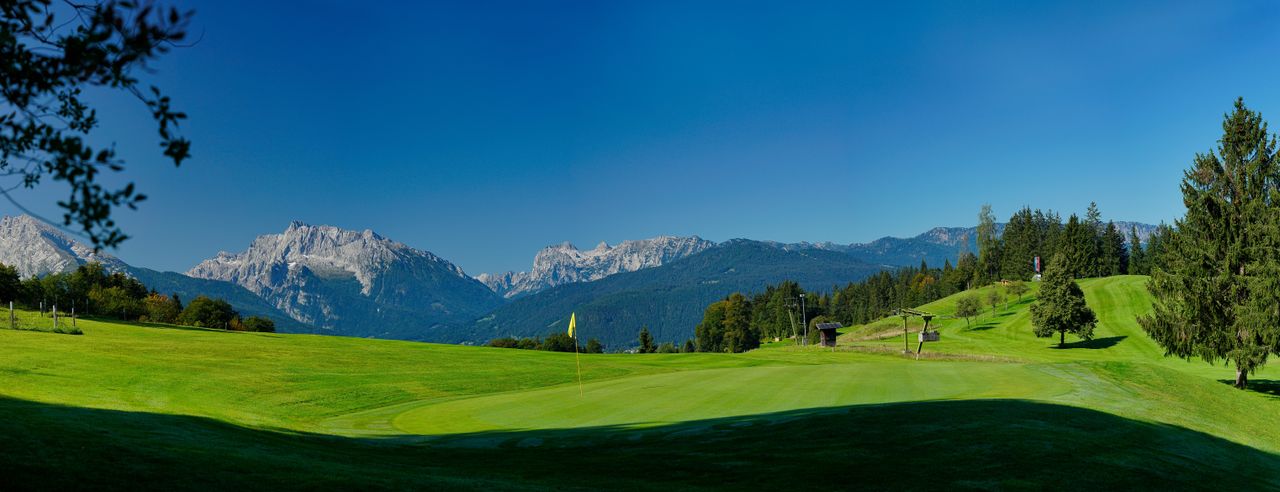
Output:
left=2, top=276, right=1280, bottom=490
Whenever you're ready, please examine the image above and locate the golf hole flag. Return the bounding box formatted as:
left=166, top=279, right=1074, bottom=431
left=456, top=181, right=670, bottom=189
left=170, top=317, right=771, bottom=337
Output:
left=569, top=312, right=583, bottom=396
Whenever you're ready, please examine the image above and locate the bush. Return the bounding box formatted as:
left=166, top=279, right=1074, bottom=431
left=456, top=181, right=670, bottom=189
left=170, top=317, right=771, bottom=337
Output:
left=178, top=296, right=238, bottom=329
left=89, top=286, right=145, bottom=320
left=143, top=293, right=181, bottom=324
left=585, top=338, right=604, bottom=354
left=541, top=332, right=578, bottom=353
left=0, top=262, right=19, bottom=304
left=656, top=342, right=677, bottom=353
left=487, top=337, right=518, bottom=348
left=242, top=316, right=275, bottom=333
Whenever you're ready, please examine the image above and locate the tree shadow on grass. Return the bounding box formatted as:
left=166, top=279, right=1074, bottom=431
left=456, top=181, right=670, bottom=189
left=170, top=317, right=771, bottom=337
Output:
left=1, top=395, right=1278, bottom=490
left=968, top=322, right=998, bottom=331
left=1216, top=379, right=1280, bottom=400
left=1050, top=335, right=1127, bottom=350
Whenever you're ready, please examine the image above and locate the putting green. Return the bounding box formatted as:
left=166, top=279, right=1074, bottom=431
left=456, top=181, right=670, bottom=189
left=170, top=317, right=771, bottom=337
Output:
left=393, top=361, right=1072, bottom=435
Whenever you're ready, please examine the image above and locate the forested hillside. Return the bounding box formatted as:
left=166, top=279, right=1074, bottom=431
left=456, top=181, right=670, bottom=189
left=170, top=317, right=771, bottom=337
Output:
left=457, top=240, right=884, bottom=349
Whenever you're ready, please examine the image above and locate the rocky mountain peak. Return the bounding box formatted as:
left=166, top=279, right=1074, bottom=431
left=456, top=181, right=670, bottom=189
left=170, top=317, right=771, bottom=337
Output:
left=187, top=221, right=498, bottom=333
left=478, top=235, right=715, bottom=299
left=0, top=215, right=127, bottom=278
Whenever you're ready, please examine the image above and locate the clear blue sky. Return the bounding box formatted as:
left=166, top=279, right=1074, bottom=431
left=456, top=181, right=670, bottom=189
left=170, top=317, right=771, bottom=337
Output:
left=5, top=0, right=1280, bottom=275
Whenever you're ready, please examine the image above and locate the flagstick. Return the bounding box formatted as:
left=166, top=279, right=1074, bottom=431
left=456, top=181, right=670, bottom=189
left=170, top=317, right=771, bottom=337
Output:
left=573, top=338, right=584, bottom=397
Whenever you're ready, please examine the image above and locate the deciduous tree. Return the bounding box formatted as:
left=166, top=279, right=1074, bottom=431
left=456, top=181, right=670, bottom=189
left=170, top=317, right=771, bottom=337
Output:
left=1007, top=281, right=1029, bottom=303
left=954, top=294, right=981, bottom=328
left=1, top=0, right=193, bottom=247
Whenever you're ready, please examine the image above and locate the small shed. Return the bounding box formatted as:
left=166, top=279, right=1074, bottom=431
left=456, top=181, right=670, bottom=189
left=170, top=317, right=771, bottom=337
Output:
left=815, top=322, right=842, bottom=347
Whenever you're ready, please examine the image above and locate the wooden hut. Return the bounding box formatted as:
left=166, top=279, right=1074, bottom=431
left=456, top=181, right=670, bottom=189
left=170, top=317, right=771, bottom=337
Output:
left=815, top=322, right=842, bottom=347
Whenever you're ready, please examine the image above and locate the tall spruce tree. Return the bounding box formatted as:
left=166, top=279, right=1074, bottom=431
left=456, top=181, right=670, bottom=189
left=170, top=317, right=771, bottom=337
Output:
left=1128, top=226, right=1147, bottom=275
left=1030, top=252, right=1097, bottom=347
left=1085, top=202, right=1105, bottom=276
left=638, top=326, right=655, bottom=353
left=1058, top=215, right=1090, bottom=278
left=1100, top=221, right=1128, bottom=276
left=1140, top=98, right=1280, bottom=389
left=975, top=204, right=1001, bottom=285
left=1001, top=207, right=1036, bottom=281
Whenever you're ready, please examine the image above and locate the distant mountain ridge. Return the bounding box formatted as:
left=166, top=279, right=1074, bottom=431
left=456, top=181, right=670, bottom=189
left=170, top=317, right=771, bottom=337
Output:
left=479, top=222, right=1161, bottom=301
left=477, top=235, right=715, bottom=299
left=0, top=215, right=127, bottom=277
left=461, top=239, right=887, bottom=348
left=772, top=222, right=1159, bottom=268
left=187, top=221, right=502, bottom=339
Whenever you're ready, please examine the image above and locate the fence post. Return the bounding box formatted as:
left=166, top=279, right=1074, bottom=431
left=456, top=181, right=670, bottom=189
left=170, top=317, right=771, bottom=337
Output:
left=8, top=301, right=13, bottom=330
left=53, top=305, right=58, bottom=331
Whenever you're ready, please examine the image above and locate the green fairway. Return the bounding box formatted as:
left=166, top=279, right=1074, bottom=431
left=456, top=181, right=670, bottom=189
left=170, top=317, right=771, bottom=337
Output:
left=2, top=275, right=1279, bottom=490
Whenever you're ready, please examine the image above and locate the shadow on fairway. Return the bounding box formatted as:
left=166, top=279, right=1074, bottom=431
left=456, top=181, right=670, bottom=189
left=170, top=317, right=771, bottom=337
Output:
left=1050, top=335, right=1127, bottom=350
left=1217, top=379, right=1280, bottom=400
left=1, top=396, right=1278, bottom=491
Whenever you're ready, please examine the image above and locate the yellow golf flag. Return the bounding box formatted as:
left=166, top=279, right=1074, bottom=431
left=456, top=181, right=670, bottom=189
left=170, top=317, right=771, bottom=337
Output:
left=568, top=312, right=577, bottom=338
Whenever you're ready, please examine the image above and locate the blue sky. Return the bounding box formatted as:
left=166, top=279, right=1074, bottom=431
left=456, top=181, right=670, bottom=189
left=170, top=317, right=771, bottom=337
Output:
left=5, top=0, right=1280, bottom=275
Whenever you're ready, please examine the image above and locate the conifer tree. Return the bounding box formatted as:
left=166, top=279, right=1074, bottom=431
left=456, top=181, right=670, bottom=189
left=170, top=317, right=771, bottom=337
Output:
left=638, top=326, right=655, bottom=353
left=1140, top=98, right=1280, bottom=389
left=1031, top=253, right=1096, bottom=347
left=1058, top=215, right=1091, bottom=278
left=1128, top=226, right=1147, bottom=275
left=975, top=204, right=1001, bottom=285
left=1100, top=221, right=1128, bottom=276
left=1000, top=207, right=1036, bottom=281
left=1085, top=202, right=1105, bottom=276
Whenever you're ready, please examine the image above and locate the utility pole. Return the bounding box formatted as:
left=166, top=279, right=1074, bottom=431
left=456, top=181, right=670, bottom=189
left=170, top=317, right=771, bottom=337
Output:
left=800, top=293, right=807, bottom=346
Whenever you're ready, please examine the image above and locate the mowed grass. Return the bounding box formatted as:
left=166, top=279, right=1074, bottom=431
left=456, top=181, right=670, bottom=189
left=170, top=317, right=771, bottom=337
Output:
left=2, top=275, right=1280, bottom=490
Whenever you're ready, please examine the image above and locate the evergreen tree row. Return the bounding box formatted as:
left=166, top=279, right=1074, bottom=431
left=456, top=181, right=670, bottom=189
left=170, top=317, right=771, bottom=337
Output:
left=975, top=202, right=1173, bottom=284
left=693, top=259, right=972, bottom=352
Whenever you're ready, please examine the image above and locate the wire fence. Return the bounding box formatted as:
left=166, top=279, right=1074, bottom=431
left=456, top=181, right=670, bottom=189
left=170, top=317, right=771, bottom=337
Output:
left=3, top=303, right=83, bottom=335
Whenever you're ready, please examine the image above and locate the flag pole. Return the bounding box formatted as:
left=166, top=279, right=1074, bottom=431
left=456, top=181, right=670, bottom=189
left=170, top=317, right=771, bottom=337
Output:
left=569, top=312, right=583, bottom=396
left=574, top=337, right=583, bottom=397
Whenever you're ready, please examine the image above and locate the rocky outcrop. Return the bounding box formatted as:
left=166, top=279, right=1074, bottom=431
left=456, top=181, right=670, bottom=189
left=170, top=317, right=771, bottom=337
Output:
left=478, top=236, right=714, bottom=298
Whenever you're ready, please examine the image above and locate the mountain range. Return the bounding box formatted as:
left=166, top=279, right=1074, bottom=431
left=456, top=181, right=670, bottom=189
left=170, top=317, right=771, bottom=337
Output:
left=476, top=236, right=715, bottom=299
left=0, top=214, right=1161, bottom=348
left=185, top=221, right=502, bottom=339
left=462, top=239, right=885, bottom=348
